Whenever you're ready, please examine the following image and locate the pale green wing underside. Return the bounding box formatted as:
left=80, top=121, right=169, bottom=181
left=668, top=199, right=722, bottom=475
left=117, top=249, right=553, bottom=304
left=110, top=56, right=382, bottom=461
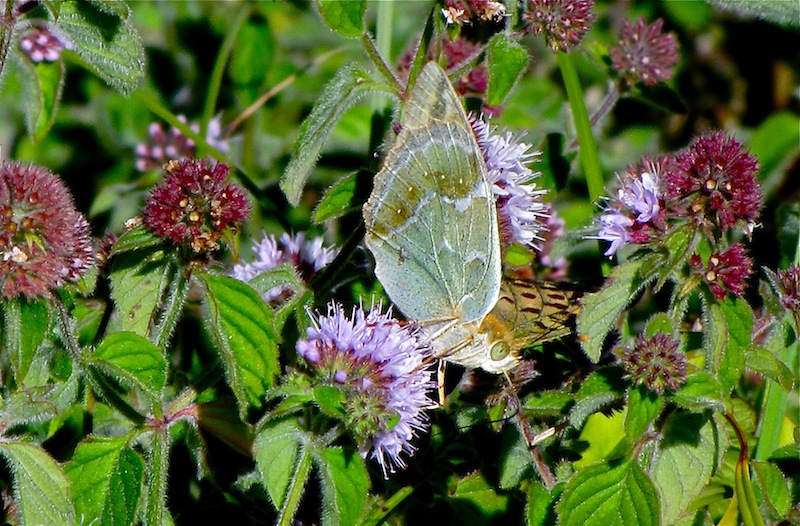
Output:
left=363, top=62, right=500, bottom=324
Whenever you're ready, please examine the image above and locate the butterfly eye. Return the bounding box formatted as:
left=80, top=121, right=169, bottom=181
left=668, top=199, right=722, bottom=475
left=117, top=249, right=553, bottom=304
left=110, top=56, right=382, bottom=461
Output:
left=489, top=341, right=511, bottom=362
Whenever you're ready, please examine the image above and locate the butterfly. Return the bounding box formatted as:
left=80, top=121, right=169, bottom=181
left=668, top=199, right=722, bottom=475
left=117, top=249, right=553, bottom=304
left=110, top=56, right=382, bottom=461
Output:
left=363, top=61, right=579, bottom=374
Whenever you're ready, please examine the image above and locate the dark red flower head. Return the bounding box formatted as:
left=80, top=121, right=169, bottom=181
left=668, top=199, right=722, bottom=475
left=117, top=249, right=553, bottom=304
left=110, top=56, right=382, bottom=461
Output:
left=0, top=161, right=94, bottom=300
left=689, top=243, right=753, bottom=301
left=665, top=132, right=762, bottom=232
left=143, top=159, right=250, bottom=254
left=524, top=0, right=596, bottom=53
left=610, top=18, right=680, bottom=86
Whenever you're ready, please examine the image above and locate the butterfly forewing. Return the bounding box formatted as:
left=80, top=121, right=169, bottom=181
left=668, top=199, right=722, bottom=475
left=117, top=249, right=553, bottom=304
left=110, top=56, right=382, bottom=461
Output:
left=363, top=62, right=501, bottom=325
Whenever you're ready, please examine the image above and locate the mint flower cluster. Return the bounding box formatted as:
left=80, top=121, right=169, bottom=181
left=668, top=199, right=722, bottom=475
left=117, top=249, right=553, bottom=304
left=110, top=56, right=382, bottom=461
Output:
left=593, top=131, right=762, bottom=301
left=297, top=304, right=434, bottom=476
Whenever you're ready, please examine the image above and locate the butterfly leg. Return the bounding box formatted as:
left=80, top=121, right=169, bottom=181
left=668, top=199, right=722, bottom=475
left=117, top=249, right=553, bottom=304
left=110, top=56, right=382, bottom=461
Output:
left=436, top=359, right=447, bottom=407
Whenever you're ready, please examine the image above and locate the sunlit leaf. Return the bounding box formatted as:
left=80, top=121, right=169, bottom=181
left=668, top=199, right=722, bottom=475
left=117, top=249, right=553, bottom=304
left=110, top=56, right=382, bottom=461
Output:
left=89, top=331, right=167, bottom=397
left=557, top=459, right=659, bottom=526
left=202, top=274, right=280, bottom=413
left=649, top=412, right=721, bottom=524
left=316, top=447, right=369, bottom=526
left=486, top=34, right=528, bottom=106
left=0, top=442, right=75, bottom=526
left=56, top=0, right=145, bottom=94
left=315, top=0, right=366, bottom=37
left=65, top=437, right=144, bottom=526
left=280, top=65, right=387, bottom=205
left=578, top=261, right=650, bottom=362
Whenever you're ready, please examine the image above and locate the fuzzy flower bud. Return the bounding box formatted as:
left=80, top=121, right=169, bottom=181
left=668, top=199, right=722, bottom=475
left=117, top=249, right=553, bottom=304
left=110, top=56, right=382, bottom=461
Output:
left=143, top=159, right=250, bottom=254
left=297, top=303, right=434, bottom=476
left=19, top=26, right=64, bottom=62
left=524, top=0, right=596, bottom=53
left=0, top=162, right=94, bottom=300
left=610, top=18, right=680, bottom=86
left=620, top=332, right=688, bottom=394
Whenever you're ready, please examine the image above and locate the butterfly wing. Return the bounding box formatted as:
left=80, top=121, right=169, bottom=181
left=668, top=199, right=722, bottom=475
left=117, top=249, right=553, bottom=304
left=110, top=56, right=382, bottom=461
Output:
left=483, top=278, right=582, bottom=351
left=363, top=62, right=501, bottom=324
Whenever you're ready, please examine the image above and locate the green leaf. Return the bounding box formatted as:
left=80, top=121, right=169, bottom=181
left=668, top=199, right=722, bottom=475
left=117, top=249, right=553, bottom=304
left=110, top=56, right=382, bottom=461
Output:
left=671, top=369, right=725, bottom=411
left=486, top=34, right=528, bottom=106
left=315, top=0, right=366, bottom=37
left=705, top=0, right=800, bottom=27
left=522, top=390, right=573, bottom=416
left=109, top=250, right=173, bottom=338
left=526, top=482, right=558, bottom=526
left=557, top=459, right=659, bottom=526
left=578, top=261, right=650, bottom=362
left=314, top=172, right=358, bottom=222
left=15, top=54, right=65, bottom=142
left=202, top=274, right=280, bottom=413
left=745, top=346, right=794, bottom=392
left=0, top=442, right=75, bottom=526
left=657, top=224, right=697, bottom=290
left=111, top=225, right=163, bottom=254
left=3, top=298, right=51, bottom=384
left=574, top=411, right=626, bottom=469
left=716, top=298, right=753, bottom=393
left=749, top=112, right=800, bottom=197
left=314, top=386, right=347, bottom=417
left=498, top=429, right=532, bottom=490
left=89, top=331, right=167, bottom=397
left=229, top=18, right=273, bottom=89
left=776, top=203, right=800, bottom=268
left=316, top=447, right=369, bottom=526
left=624, top=386, right=663, bottom=444
left=280, top=65, right=386, bottom=205
left=64, top=437, right=144, bottom=526
left=569, top=367, right=627, bottom=428
left=649, top=412, right=720, bottom=525
left=751, top=460, right=790, bottom=519
left=255, top=419, right=305, bottom=510
left=56, top=0, right=145, bottom=94
left=453, top=471, right=510, bottom=520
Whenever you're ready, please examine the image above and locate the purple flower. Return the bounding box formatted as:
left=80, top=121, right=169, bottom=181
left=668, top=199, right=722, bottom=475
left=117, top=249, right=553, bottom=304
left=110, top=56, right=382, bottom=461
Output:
left=143, top=159, right=250, bottom=254
left=620, top=332, right=688, bottom=394
left=232, top=232, right=336, bottom=303
left=136, top=115, right=230, bottom=172
left=588, top=158, right=668, bottom=256
left=592, top=212, right=634, bottom=256
left=19, top=26, right=64, bottom=62
left=610, top=18, right=680, bottom=86
left=470, top=115, right=548, bottom=251
left=524, top=0, right=596, bottom=53
left=773, top=266, right=800, bottom=314
left=297, top=303, right=434, bottom=476
left=0, top=162, right=94, bottom=300
left=689, top=243, right=753, bottom=301
left=665, top=132, right=762, bottom=232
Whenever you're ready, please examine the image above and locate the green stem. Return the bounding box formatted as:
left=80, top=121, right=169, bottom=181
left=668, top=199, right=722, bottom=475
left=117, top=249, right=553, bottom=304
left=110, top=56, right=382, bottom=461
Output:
left=360, top=486, right=415, bottom=526
left=144, top=427, right=171, bottom=526
left=372, top=0, right=394, bottom=110
left=556, top=52, right=604, bottom=203
left=201, top=3, right=250, bottom=138
left=276, top=448, right=313, bottom=526
left=361, top=32, right=402, bottom=95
